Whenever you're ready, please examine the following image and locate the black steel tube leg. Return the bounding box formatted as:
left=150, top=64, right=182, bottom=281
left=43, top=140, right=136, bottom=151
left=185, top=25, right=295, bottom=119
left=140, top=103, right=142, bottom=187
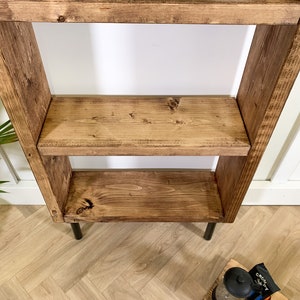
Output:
left=204, top=223, right=216, bottom=240
left=71, top=223, right=83, bottom=240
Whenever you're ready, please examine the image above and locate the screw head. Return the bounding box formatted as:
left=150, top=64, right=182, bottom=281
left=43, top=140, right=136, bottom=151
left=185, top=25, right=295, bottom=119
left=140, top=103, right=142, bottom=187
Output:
left=57, top=15, right=65, bottom=22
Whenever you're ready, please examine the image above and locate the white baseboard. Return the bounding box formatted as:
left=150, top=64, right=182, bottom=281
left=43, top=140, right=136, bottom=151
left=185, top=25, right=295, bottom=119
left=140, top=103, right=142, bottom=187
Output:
left=243, top=180, right=300, bottom=205
left=1, top=180, right=300, bottom=205
left=0, top=181, right=44, bottom=205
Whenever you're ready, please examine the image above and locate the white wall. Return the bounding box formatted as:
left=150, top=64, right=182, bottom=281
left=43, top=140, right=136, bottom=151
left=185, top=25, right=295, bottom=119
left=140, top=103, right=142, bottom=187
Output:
left=33, top=23, right=253, bottom=96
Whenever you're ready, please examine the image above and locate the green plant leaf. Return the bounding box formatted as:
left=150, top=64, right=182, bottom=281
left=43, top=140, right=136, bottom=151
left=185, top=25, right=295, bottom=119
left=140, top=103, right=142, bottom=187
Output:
left=0, top=120, right=10, bottom=130
left=0, top=120, right=18, bottom=144
left=0, top=181, right=9, bottom=193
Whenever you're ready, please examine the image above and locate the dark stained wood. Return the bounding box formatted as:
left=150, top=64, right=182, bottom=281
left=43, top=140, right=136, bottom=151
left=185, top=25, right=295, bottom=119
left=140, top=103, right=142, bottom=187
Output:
left=38, top=96, right=250, bottom=156
left=0, top=1, right=299, bottom=24
left=238, top=25, right=299, bottom=144
left=216, top=24, right=300, bottom=222
left=64, top=170, right=224, bottom=223
left=0, top=22, right=49, bottom=144
left=0, top=22, right=72, bottom=222
left=1, top=6, right=299, bottom=229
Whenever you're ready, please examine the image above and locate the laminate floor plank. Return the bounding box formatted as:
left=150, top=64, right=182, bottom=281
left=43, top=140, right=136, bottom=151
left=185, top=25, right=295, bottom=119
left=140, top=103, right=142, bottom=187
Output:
left=0, top=277, right=31, bottom=300
left=87, top=223, right=169, bottom=291
left=121, top=223, right=194, bottom=292
left=66, top=276, right=106, bottom=300
left=0, top=205, right=25, bottom=234
left=52, top=223, right=138, bottom=292
left=0, top=205, right=299, bottom=299
left=103, top=276, right=143, bottom=300
left=29, top=277, right=69, bottom=300
left=140, top=277, right=182, bottom=300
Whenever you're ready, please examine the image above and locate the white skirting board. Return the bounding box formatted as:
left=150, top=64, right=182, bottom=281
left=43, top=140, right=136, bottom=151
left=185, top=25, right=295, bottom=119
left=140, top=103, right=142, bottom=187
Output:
left=0, top=180, right=300, bottom=205
left=243, top=181, right=300, bottom=205
left=0, top=181, right=44, bottom=205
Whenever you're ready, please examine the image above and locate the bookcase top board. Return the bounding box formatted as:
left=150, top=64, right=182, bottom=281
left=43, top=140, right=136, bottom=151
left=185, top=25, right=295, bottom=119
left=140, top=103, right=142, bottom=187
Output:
left=0, top=0, right=299, bottom=24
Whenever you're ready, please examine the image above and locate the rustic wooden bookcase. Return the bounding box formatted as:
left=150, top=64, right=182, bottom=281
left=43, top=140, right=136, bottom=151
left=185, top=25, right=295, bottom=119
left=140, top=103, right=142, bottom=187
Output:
left=0, top=1, right=299, bottom=240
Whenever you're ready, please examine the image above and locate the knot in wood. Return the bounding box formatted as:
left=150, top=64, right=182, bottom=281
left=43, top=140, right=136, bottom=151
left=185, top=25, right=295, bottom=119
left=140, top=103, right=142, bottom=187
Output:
left=76, top=198, right=94, bottom=215
left=167, top=97, right=180, bottom=111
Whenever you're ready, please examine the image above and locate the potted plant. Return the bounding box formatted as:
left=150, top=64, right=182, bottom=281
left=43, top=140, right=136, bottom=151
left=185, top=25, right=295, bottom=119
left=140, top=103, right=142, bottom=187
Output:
left=0, top=120, right=18, bottom=193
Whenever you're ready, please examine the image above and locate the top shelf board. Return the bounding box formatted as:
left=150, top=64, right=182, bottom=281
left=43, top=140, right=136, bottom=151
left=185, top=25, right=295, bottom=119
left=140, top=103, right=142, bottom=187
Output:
left=0, top=1, right=299, bottom=24
left=38, top=96, right=250, bottom=156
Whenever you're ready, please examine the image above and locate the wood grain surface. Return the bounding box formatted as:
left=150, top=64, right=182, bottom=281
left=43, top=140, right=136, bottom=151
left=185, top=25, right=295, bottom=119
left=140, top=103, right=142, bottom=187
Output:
left=38, top=96, right=250, bottom=156
left=216, top=24, right=300, bottom=222
left=0, top=1, right=299, bottom=24
left=63, top=170, right=223, bottom=223
left=238, top=25, right=299, bottom=145
left=0, top=22, right=72, bottom=222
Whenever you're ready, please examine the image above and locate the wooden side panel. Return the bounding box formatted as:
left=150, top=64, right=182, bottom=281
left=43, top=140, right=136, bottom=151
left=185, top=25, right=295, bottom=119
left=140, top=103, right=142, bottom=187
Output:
left=216, top=24, right=300, bottom=222
left=0, top=22, right=48, bottom=143
left=0, top=1, right=299, bottom=24
left=0, top=22, right=71, bottom=222
left=64, top=170, right=223, bottom=223
left=238, top=25, right=299, bottom=144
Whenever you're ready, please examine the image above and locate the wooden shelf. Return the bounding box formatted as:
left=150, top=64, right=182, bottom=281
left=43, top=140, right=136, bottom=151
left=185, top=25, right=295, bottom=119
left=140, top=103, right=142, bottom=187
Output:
left=1, top=6, right=299, bottom=232
left=63, top=170, right=224, bottom=223
left=38, top=96, right=250, bottom=156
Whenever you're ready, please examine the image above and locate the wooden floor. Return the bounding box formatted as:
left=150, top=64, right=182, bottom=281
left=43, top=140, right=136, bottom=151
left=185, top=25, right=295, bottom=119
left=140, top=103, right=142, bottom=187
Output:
left=0, top=205, right=299, bottom=299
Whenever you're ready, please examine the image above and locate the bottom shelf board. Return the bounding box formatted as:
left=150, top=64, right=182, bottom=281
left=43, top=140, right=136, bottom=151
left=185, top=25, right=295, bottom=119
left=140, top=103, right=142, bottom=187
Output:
left=63, top=170, right=224, bottom=223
